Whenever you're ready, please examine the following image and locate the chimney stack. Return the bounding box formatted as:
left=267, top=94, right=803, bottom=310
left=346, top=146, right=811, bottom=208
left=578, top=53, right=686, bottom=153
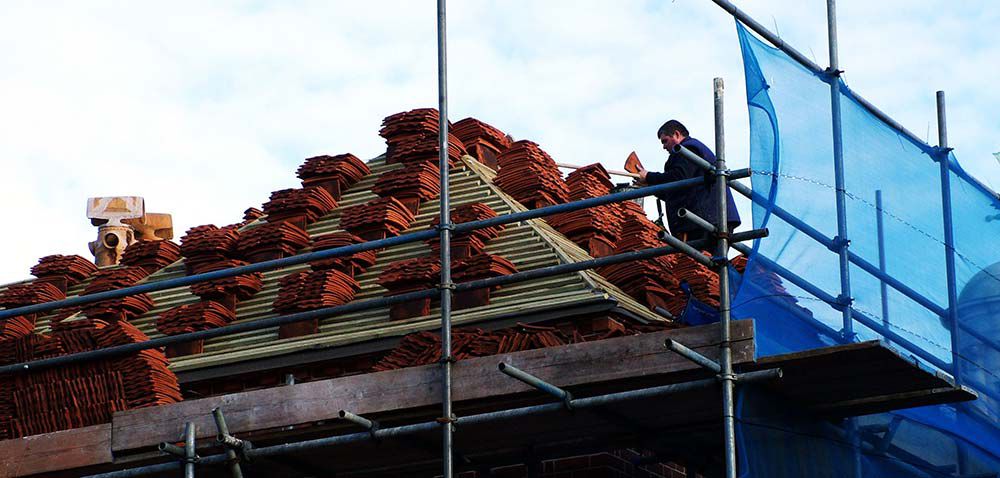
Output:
left=87, top=197, right=173, bottom=267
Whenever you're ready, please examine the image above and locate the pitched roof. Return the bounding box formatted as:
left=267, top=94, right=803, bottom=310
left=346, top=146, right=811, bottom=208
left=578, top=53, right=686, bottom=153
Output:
left=15, top=153, right=666, bottom=377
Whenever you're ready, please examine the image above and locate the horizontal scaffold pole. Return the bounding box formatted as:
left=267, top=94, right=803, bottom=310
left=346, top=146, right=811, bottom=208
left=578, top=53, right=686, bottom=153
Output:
left=708, top=0, right=929, bottom=150
left=731, top=242, right=952, bottom=373
left=728, top=180, right=949, bottom=318
left=0, top=229, right=767, bottom=376
left=0, top=174, right=735, bottom=321
left=82, top=368, right=782, bottom=478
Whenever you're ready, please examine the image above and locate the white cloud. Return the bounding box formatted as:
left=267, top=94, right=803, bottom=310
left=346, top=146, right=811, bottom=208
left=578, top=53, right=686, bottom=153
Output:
left=0, top=0, right=996, bottom=284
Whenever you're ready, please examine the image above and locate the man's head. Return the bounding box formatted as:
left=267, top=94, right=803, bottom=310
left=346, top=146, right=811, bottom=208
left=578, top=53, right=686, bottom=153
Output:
left=657, top=120, right=689, bottom=151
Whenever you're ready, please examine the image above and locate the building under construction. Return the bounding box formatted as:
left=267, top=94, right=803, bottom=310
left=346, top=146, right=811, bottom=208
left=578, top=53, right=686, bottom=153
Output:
left=0, top=2, right=997, bottom=477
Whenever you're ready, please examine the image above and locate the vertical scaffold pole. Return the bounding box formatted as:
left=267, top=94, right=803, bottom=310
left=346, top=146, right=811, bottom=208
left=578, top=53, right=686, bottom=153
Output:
left=937, top=90, right=969, bottom=474
left=436, top=1, right=454, bottom=477
left=713, top=77, right=737, bottom=478
left=184, top=422, right=196, bottom=478
left=875, top=190, right=890, bottom=344
left=937, top=90, right=962, bottom=384
left=827, top=4, right=862, bottom=477
left=826, top=0, right=854, bottom=339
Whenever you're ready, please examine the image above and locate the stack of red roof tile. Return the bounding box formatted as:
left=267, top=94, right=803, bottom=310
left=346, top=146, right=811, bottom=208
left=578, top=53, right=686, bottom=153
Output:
left=566, top=163, right=614, bottom=199
left=0, top=334, right=42, bottom=365
left=262, top=187, right=338, bottom=226
left=0, top=282, right=66, bottom=309
left=599, top=259, right=680, bottom=311
left=120, top=240, right=181, bottom=273
left=0, top=282, right=66, bottom=340
left=227, top=207, right=265, bottom=230
left=372, top=323, right=580, bottom=371
left=235, top=222, right=311, bottom=263
left=273, top=271, right=308, bottom=313
left=156, top=301, right=236, bottom=336
left=273, top=269, right=360, bottom=315
left=453, top=254, right=518, bottom=284
left=9, top=369, right=128, bottom=437
left=0, top=319, right=181, bottom=439
left=494, top=140, right=570, bottom=209
left=547, top=163, right=624, bottom=257
left=244, top=207, right=264, bottom=222
left=615, top=212, right=665, bottom=252
left=377, top=257, right=442, bottom=320
left=297, top=153, right=370, bottom=200
left=377, top=257, right=441, bottom=295
left=94, top=320, right=182, bottom=407
left=592, top=212, right=681, bottom=313
left=452, top=253, right=518, bottom=309
left=372, top=161, right=441, bottom=206
left=187, top=259, right=264, bottom=302
left=452, top=117, right=511, bottom=151
left=29, top=255, right=98, bottom=292
left=310, top=232, right=378, bottom=276
left=427, top=203, right=505, bottom=258
left=731, top=254, right=748, bottom=274
left=452, top=117, right=512, bottom=169
left=669, top=252, right=720, bottom=311
left=179, top=225, right=241, bottom=274
left=548, top=208, right=620, bottom=258
left=339, top=197, right=416, bottom=240
left=115, top=350, right=182, bottom=407
left=380, top=108, right=467, bottom=166
left=80, top=268, right=155, bottom=321
left=614, top=199, right=648, bottom=219
left=49, top=318, right=106, bottom=350
left=0, top=316, right=36, bottom=340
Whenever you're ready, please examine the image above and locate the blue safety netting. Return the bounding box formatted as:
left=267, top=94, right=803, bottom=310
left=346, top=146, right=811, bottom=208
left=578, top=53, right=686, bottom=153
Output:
left=730, top=21, right=1000, bottom=477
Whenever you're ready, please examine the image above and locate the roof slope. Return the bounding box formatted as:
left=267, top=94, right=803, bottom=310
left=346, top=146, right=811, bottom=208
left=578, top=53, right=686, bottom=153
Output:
left=20, top=154, right=664, bottom=376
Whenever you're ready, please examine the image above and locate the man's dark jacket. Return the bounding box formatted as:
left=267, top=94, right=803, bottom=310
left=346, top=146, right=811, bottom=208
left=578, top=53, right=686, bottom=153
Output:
left=644, top=136, right=741, bottom=236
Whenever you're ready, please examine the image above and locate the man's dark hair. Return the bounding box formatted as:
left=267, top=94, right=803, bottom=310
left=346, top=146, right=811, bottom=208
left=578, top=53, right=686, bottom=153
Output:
left=657, top=120, right=689, bottom=138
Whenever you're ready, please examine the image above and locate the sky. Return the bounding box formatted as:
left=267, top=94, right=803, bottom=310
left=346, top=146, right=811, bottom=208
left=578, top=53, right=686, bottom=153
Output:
left=0, top=0, right=997, bottom=285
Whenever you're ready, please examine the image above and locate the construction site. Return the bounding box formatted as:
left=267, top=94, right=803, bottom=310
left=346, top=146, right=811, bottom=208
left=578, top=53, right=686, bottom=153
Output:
left=0, top=1, right=997, bottom=477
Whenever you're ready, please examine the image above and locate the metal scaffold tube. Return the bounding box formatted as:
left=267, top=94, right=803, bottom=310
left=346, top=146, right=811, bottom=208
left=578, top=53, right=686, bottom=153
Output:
left=436, top=0, right=454, bottom=476
left=826, top=5, right=861, bottom=474
left=0, top=176, right=714, bottom=322
left=708, top=0, right=930, bottom=150
left=826, top=0, right=854, bottom=340
left=83, top=369, right=783, bottom=478
left=937, top=90, right=971, bottom=476
left=713, top=77, right=737, bottom=478
left=0, top=227, right=768, bottom=376
left=937, top=90, right=962, bottom=384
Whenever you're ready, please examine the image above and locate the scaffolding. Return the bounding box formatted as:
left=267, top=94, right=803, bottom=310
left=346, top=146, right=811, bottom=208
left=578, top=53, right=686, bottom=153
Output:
left=0, top=1, right=985, bottom=477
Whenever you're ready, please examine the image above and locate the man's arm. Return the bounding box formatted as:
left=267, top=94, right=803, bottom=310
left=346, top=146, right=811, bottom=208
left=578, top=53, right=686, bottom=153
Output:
left=642, top=154, right=702, bottom=186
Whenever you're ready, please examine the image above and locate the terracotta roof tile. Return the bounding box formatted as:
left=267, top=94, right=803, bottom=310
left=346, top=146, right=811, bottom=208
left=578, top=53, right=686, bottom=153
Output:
left=297, top=153, right=370, bottom=201
left=120, top=240, right=181, bottom=273
left=29, top=255, right=98, bottom=286
left=261, top=187, right=338, bottom=225
left=493, top=140, right=570, bottom=208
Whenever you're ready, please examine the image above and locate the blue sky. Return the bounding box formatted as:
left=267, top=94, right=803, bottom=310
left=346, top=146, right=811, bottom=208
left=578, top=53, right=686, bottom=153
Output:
left=0, top=1, right=997, bottom=284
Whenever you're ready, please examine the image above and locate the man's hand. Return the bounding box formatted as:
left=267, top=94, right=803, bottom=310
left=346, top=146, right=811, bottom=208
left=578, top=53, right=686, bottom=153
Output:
left=635, top=167, right=649, bottom=185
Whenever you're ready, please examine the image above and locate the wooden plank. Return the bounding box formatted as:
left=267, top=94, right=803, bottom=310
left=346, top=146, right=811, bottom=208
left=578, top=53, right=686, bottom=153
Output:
left=111, top=320, right=754, bottom=452
left=748, top=340, right=973, bottom=416
left=753, top=343, right=942, bottom=403
left=0, top=424, right=112, bottom=478
left=810, top=387, right=976, bottom=417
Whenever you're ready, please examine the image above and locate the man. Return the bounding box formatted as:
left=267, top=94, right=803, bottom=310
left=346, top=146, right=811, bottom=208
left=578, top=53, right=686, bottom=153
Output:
left=636, top=119, right=741, bottom=242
